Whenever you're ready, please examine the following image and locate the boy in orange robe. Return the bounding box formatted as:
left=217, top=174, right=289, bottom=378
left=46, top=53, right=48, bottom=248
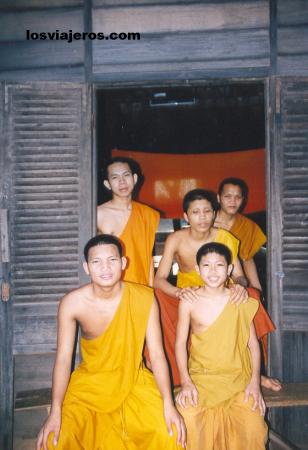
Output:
left=36, top=234, right=185, bottom=450
left=215, top=177, right=278, bottom=373
left=154, top=189, right=280, bottom=391
left=215, top=177, right=266, bottom=291
left=175, top=242, right=267, bottom=449
left=97, top=157, right=160, bottom=286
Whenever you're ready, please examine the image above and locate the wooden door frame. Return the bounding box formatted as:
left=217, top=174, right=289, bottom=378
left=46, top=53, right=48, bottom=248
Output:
left=0, top=83, right=14, bottom=450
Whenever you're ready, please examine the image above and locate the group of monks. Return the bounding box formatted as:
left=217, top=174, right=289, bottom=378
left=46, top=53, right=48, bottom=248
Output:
left=37, top=156, right=282, bottom=450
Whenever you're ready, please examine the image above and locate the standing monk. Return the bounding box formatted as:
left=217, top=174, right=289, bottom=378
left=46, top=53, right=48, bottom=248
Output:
left=36, top=234, right=186, bottom=450
left=97, top=157, right=160, bottom=286
left=154, top=189, right=248, bottom=386
left=215, top=177, right=266, bottom=291
left=154, top=189, right=279, bottom=390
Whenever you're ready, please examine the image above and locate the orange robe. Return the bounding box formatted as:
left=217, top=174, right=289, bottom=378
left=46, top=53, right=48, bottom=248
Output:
left=177, top=299, right=267, bottom=449
left=48, top=283, right=182, bottom=450
left=156, top=229, right=274, bottom=386
left=230, top=213, right=266, bottom=260
left=120, top=201, right=160, bottom=285
left=230, top=214, right=274, bottom=361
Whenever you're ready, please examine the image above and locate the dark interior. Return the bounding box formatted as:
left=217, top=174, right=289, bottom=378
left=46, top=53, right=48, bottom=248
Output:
left=96, top=81, right=267, bottom=291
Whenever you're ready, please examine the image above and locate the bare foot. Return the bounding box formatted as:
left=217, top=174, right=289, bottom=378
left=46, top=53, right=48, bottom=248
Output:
left=261, top=375, right=282, bottom=391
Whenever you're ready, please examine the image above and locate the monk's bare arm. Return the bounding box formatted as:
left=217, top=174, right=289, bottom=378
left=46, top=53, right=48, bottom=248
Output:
left=232, top=256, right=248, bottom=287
left=146, top=299, right=186, bottom=446
left=243, top=258, right=262, bottom=291
left=154, top=233, right=181, bottom=297
left=175, top=301, right=191, bottom=386
left=175, top=302, right=198, bottom=408
left=245, top=321, right=265, bottom=415
left=248, top=322, right=261, bottom=386
left=37, top=294, right=77, bottom=449
left=51, top=295, right=77, bottom=411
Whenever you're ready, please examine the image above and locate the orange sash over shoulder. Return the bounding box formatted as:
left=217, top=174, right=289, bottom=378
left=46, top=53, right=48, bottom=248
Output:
left=49, top=283, right=183, bottom=449
left=231, top=213, right=266, bottom=260
left=156, top=229, right=274, bottom=386
left=120, top=201, right=160, bottom=285
left=178, top=299, right=267, bottom=450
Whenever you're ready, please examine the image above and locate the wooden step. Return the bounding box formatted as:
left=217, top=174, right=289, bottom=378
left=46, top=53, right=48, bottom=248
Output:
left=263, top=383, right=308, bottom=408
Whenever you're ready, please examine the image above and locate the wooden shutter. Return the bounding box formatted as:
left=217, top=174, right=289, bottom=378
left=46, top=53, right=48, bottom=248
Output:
left=1, top=82, right=92, bottom=447
left=270, top=78, right=308, bottom=447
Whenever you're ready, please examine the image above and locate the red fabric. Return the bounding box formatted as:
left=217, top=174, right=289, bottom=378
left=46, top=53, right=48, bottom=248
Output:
left=112, top=148, right=266, bottom=218
left=155, top=287, right=275, bottom=387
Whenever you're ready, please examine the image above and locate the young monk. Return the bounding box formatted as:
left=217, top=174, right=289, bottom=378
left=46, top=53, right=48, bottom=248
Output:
left=36, top=234, right=186, bottom=450
left=175, top=242, right=268, bottom=450
left=215, top=177, right=266, bottom=291
left=97, top=157, right=160, bottom=286
left=154, top=189, right=248, bottom=385
left=215, top=178, right=282, bottom=391
left=154, top=189, right=277, bottom=389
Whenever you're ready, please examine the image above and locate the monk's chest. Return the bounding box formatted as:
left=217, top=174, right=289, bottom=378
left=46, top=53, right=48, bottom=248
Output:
left=78, top=304, right=119, bottom=340
left=102, top=209, right=131, bottom=237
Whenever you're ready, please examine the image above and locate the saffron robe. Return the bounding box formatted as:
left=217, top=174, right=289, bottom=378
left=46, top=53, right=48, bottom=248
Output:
left=230, top=213, right=266, bottom=260
left=48, top=283, right=181, bottom=450
left=120, top=201, right=160, bottom=285
left=229, top=213, right=274, bottom=362
left=156, top=229, right=273, bottom=385
left=177, top=299, right=267, bottom=450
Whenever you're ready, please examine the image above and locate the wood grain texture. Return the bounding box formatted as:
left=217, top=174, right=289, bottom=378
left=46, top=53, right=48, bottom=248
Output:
left=277, top=0, right=308, bottom=75
left=263, top=383, right=308, bottom=408
left=92, top=2, right=269, bottom=34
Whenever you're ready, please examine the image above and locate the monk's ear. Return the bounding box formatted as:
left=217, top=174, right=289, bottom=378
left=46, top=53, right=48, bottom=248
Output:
left=195, top=264, right=200, bottom=275
left=183, top=212, right=189, bottom=224
left=103, top=179, right=111, bottom=191
left=83, top=261, right=90, bottom=276
left=121, top=256, right=127, bottom=270
left=133, top=173, right=138, bottom=185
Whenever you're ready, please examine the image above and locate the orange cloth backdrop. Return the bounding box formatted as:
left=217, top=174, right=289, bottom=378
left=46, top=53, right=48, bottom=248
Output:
left=112, top=148, right=265, bottom=218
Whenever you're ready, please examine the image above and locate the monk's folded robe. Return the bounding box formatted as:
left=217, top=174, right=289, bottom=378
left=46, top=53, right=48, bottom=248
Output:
left=47, top=282, right=182, bottom=450
left=177, top=298, right=268, bottom=450
left=229, top=213, right=274, bottom=363
left=230, top=213, right=266, bottom=261
left=156, top=228, right=274, bottom=385
left=120, top=201, right=160, bottom=285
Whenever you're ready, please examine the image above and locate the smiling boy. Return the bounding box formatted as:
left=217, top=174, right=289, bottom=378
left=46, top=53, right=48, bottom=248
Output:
left=175, top=242, right=268, bottom=450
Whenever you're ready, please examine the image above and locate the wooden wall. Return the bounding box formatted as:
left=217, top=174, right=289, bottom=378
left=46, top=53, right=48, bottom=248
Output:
left=92, top=0, right=269, bottom=81
left=0, top=0, right=85, bottom=81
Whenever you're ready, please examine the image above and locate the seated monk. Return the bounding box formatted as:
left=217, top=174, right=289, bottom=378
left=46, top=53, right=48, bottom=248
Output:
left=154, top=189, right=279, bottom=391
left=215, top=177, right=281, bottom=391
left=97, top=157, right=160, bottom=286
left=215, top=177, right=266, bottom=292
left=36, top=234, right=186, bottom=450
left=175, top=243, right=268, bottom=449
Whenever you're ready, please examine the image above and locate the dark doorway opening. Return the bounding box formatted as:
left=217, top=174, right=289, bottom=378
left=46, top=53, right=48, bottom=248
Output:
left=95, top=81, right=266, bottom=290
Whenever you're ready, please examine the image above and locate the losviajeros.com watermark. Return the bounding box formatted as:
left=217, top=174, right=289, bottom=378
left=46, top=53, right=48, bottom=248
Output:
left=26, top=30, right=141, bottom=43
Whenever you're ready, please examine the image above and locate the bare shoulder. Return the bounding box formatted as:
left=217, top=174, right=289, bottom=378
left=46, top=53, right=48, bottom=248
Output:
left=178, top=296, right=193, bottom=315
left=168, top=228, right=187, bottom=244
left=59, top=284, right=90, bottom=315
left=97, top=201, right=113, bottom=215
